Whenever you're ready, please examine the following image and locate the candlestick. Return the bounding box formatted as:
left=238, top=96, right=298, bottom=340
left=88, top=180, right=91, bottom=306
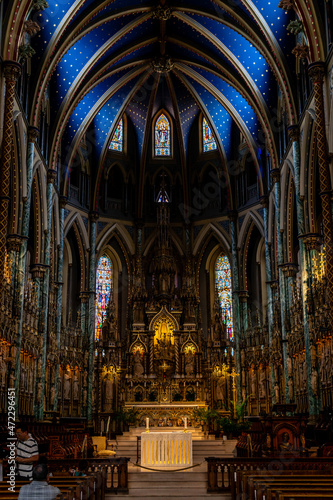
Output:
left=145, top=417, right=150, bottom=433
left=184, top=417, right=187, bottom=432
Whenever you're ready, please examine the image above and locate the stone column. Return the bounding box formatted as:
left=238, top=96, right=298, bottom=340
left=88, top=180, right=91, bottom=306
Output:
left=54, top=196, right=66, bottom=411
left=13, top=127, right=39, bottom=410
left=0, top=61, right=21, bottom=278
left=288, top=125, right=317, bottom=419
left=148, top=332, right=155, bottom=376
left=260, top=196, right=276, bottom=402
left=87, top=211, right=98, bottom=425
left=270, top=168, right=289, bottom=402
left=308, top=63, right=333, bottom=327
left=6, top=234, right=22, bottom=290
left=174, top=332, right=180, bottom=377
left=228, top=212, right=241, bottom=402
left=36, top=169, right=56, bottom=420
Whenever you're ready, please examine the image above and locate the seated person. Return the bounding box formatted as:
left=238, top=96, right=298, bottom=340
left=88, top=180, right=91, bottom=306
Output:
left=18, top=463, right=61, bottom=499
left=279, top=431, right=292, bottom=451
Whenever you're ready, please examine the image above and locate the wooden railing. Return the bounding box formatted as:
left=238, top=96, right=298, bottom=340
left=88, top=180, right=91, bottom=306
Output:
left=205, top=457, right=333, bottom=495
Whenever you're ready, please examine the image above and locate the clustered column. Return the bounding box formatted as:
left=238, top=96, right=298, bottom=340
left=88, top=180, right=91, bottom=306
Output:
left=0, top=61, right=21, bottom=278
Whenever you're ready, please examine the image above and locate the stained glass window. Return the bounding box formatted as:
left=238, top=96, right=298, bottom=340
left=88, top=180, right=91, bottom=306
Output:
left=109, top=119, right=123, bottom=151
left=215, top=255, right=233, bottom=340
left=155, top=113, right=171, bottom=156
left=203, top=117, right=217, bottom=152
left=95, top=255, right=113, bottom=340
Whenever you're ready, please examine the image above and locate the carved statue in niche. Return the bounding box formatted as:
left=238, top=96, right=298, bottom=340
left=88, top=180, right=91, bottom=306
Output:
left=311, top=367, right=318, bottom=396
left=133, top=350, right=144, bottom=377
left=286, top=357, right=292, bottom=377
left=258, top=367, right=266, bottom=398
left=50, top=385, right=55, bottom=407
left=251, top=371, right=256, bottom=396
left=103, top=372, right=114, bottom=411
left=64, top=371, right=72, bottom=400
left=274, top=382, right=279, bottom=403
left=82, top=387, right=87, bottom=406
left=185, top=350, right=195, bottom=377
left=216, top=376, right=225, bottom=405
left=8, top=371, right=15, bottom=389
left=288, top=377, right=294, bottom=401
left=36, top=381, right=42, bottom=402
left=279, top=431, right=292, bottom=451
left=0, top=353, right=7, bottom=386
left=73, top=374, right=79, bottom=400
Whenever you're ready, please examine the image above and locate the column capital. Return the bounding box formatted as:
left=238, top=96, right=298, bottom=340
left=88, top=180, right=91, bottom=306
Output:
left=270, top=168, right=280, bottom=184
left=2, top=60, right=21, bottom=81
left=299, top=232, right=322, bottom=251
left=259, top=195, right=269, bottom=208
left=89, top=211, right=99, bottom=222
left=30, top=263, right=48, bottom=279
left=6, top=233, right=27, bottom=252
left=28, top=126, right=39, bottom=143
left=278, top=262, right=298, bottom=277
left=287, top=125, right=300, bottom=142
left=228, top=210, right=238, bottom=222
left=47, top=169, right=57, bottom=184
left=59, top=195, right=68, bottom=209
left=237, top=290, right=249, bottom=303
left=307, top=61, right=325, bottom=83
left=80, top=291, right=90, bottom=303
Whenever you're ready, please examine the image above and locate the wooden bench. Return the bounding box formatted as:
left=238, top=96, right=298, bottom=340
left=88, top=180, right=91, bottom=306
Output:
left=265, top=484, right=333, bottom=500
left=275, top=492, right=333, bottom=500
left=251, top=478, right=333, bottom=500
left=235, top=469, right=333, bottom=500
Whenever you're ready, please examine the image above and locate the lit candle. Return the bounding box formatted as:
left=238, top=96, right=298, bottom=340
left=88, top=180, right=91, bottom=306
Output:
left=184, top=417, right=187, bottom=429
left=146, top=417, right=149, bottom=432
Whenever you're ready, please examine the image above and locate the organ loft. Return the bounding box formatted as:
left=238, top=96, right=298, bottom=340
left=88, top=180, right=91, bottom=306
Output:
left=1, top=0, right=333, bottom=486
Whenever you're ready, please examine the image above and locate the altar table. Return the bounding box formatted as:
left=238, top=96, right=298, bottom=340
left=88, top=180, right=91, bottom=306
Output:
left=141, top=431, right=192, bottom=468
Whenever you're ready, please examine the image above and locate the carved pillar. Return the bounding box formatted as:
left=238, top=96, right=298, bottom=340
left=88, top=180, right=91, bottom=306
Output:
left=0, top=61, right=21, bottom=278
left=148, top=332, right=155, bottom=376
left=260, top=196, right=275, bottom=403
left=174, top=332, right=180, bottom=377
left=270, top=168, right=289, bottom=402
left=13, top=127, right=39, bottom=411
left=54, top=196, right=66, bottom=411
left=36, top=169, right=56, bottom=420
left=288, top=124, right=317, bottom=419
left=6, top=234, right=21, bottom=290
left=87, top=211, right=98, bottom=425
left=228, top=212, right=241, bottom=402
left=308, top=63, right=333, bottom=327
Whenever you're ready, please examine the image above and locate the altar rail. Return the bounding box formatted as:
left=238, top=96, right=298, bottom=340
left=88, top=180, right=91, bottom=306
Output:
left=205, top=457, right=333, bottom=495
left=141, top=432, right=192, bottom=468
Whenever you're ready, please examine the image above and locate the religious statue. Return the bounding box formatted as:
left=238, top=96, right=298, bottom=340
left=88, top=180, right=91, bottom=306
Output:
left=251, top=371, right=256, bottom=396
left=82, top=388, right=87, bottom=406
left=103, top=372, right=114, bottom=411
left=0, top=353, right=7, bottom=386
left=311, top=367, right=318, bottom=397
left=288, top=376, right=294, bottom=401
left=286, top=356, right=292, bottom=377
left=258, top=368, right=266, bottom=398
left=185, top=350, right=195, bottom=377
left=8, top=371, right=15, bottom=389
left=216, top=376, right=225, bottom=405
left=36, top=382, right=42, bottom=402
left=279, top=431, right=292, bottom=451
left=73, top=374, right=79, bottom=400
left=64, top=371, right=72, bottom=399
left=274, top=382, right=279, bottom=403
left=50, top=385, right=55, bottom=407
left=37, top=357, right=43, bottom=378
left=133, top=350, right=144, bottom=377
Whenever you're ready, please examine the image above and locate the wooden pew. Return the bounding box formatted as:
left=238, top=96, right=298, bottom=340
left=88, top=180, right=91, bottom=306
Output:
left=235, top=469, right=333, bottom=500
left=250, top=478, right=333, bottom=500
left=275, top=492, right=333, bottom=500
left=265, top=484, right=333, bottom=500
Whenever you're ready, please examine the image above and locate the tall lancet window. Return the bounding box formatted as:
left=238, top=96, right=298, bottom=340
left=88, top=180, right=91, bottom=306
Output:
left=155, top=113, right=171, bottom=156
left=215, top=255, right=233, bottom=340
left=109, top=119, right=123, bottom=151
left=203, top=117, right=217, bottom=152
left=95, top=255, right=113, bottom=340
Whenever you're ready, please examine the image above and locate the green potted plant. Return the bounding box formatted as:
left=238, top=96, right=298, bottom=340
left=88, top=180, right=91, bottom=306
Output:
left=114, top=407, right=139, bottom=432
left=193, top=407, right=219, bottom=434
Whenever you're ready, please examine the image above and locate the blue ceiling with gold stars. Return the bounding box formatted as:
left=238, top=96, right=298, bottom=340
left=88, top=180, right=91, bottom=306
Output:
left=28, top=0, right=297, bottom=183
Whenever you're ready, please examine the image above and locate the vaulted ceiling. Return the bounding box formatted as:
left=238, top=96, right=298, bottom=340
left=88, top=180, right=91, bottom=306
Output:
left=4, top=0, right=327, bottom=213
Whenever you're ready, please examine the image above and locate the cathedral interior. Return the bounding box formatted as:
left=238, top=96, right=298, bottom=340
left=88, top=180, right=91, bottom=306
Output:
left=1, top=0, right=333, bottom=454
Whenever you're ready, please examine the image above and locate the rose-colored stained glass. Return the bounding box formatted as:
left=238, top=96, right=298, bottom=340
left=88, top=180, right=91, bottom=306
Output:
left=215, top=255, right=233, bottom=340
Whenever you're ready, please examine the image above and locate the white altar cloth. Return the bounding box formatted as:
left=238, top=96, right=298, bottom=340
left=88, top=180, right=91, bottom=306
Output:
left=141, top=431, right=192, bottom=468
